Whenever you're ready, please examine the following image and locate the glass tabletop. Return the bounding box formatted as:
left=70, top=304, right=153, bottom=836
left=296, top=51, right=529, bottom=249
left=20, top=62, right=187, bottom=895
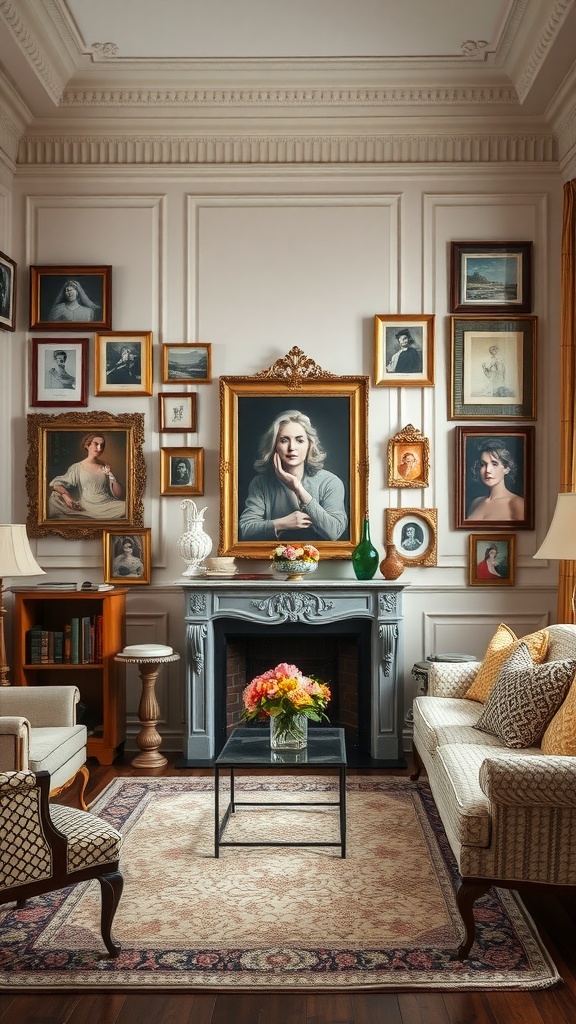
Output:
left=215, top=726, right=347, bottom=766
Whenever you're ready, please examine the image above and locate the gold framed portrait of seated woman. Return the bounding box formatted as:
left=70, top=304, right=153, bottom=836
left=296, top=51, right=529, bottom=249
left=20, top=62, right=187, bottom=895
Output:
left=26, top=410, right=145, bottom=539
left=219, top=347, right=369, bottom=560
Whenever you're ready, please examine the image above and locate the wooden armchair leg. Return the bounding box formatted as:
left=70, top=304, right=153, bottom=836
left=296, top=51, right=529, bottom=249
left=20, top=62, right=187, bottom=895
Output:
left=410, top=743, right=424, bottom=781
left=50, top=765, right=90, bottom=811
left=98, top=870, right=124, bottom=958
left=451, top=878, right=492, bottom=960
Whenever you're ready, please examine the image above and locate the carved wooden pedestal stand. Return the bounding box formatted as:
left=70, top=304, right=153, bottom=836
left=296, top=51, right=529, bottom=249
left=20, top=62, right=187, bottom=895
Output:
left=114, top=652, right=180, bottom=768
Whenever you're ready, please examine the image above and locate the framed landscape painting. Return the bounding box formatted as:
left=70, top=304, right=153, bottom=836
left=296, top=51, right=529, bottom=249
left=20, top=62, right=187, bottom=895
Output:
left=220, top=347, right=369, bottom=560
left=450, top=242, right=532, bottom=315
left=162, top=343, right=212, bottom=384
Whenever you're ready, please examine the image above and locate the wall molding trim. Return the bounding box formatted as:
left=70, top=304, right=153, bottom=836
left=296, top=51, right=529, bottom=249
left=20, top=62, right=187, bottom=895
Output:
left=17, top=132, right=557, bottom=167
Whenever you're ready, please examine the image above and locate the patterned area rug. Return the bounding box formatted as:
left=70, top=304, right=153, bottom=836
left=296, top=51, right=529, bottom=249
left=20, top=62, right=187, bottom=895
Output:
left=0, top=775, right=559, bottom=991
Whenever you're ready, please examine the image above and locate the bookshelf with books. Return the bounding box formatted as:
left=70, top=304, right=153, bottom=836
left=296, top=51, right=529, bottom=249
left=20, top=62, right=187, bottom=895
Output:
left=12, top=589, right=128, bottom=765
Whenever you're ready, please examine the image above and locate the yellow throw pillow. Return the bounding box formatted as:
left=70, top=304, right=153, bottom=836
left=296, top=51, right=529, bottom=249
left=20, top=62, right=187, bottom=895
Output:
left=541, top=677, right=576, bottom=754
left=464, top=623, right=549, bottom=703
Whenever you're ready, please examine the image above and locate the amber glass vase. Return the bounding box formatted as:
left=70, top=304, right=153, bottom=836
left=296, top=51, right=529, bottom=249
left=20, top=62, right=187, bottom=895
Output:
left=379, top=543, right=405, bottom=580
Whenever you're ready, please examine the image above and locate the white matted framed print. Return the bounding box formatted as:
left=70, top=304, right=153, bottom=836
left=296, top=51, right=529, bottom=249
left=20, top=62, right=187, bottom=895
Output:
left=158, top=393, right=197, bottom=432
left=385, top=507, right=438, bottom=566
left=95, top=331, right=153, bottom=396
left=450, top=316, right=536, bottom=420
left=374, top=314, right=434, bottom=387
left=31, top=338, right=88, bottom=407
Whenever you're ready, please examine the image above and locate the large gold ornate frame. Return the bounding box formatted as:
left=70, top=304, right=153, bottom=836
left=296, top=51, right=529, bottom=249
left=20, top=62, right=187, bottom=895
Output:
left=219, top=347, right=369, bottom=559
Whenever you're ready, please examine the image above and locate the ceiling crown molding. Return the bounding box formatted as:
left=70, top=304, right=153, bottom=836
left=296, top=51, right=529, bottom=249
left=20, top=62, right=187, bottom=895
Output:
left=16, top=131, right=557, bottom=167
left=0, top=0, right=64, bottom=103
left=515, top=0, right=574, bottom=101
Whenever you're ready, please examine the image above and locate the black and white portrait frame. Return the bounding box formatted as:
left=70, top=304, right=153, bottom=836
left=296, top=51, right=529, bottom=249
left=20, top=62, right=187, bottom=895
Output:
left=220, top=347, right=369, bottom=559
left=95, top=331, right=153, bottom=396
left=30, top=265, right=112, bottom=331
left=160, top=447, right=204, bottom=496
left=374, top=314, right=434, bottom=387
left=385, top=508, right=438, bottom=566
left=31, top=338, right=88, bottom=407
left=0, top=249, right=16, bottom=331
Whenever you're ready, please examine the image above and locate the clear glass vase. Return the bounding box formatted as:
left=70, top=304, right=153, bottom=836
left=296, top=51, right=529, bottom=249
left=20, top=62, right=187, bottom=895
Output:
left=269, top=713, right=308, bottom=750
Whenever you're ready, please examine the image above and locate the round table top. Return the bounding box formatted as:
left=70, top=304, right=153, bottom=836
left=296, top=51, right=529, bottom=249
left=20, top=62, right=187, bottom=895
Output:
left=114, top=652, right=180, bottom=665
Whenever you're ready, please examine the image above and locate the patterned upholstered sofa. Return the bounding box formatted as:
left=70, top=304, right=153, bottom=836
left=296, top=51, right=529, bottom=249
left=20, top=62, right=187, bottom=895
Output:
left=411, top=623, right=576, bottom=959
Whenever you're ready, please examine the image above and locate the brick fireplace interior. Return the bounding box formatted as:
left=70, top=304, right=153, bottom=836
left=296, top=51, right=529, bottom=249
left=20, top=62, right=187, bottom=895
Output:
left=213, top=618, right=372, bottom=760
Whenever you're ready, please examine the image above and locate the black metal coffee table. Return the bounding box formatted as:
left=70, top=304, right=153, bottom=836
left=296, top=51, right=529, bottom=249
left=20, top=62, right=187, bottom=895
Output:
left=214, top=726, right=347, bottom=858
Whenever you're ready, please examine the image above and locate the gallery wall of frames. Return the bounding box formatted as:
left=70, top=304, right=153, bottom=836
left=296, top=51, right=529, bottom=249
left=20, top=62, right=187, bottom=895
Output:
left=0, top=171, right=563, bottom=752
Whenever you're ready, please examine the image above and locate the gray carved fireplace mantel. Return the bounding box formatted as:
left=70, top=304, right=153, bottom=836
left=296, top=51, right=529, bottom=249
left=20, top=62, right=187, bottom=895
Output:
left=181, top=578, right=406, bottom=764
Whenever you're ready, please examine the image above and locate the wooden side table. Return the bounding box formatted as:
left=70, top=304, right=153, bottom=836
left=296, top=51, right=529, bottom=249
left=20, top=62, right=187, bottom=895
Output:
left=114, top=651, right=180, bottom=768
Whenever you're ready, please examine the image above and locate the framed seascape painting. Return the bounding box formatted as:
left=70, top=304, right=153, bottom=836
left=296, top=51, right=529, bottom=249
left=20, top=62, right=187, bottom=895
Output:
left=103, top=528, right=151, bottom=585
left=30, top=266, right=112, bottom=330
left=385, top=508, right=438, bottom=567
left=26, top=410, right=146, bottom=539
left=455, top=425, right=535, bottom=530
left=220, top=346, right=369, bottom=560
left=388, top=424, right=430, bottom=489
left=374, top=314, right=434, bottom=387
left=30, top=338, right=88, bottom=407
left=468, top=533, right=515, bottom=587
left=449, top=315, right=536, bottom=420
left=0, top=249, right=16, bottom=331
left=160, top=447, right=204, bottom=496
left=158, top=392, right=197, bottom=432
left=450, top=242, right=532, bottom=315
left=162, top=343, right=212, bottom=384
left=95, top=331, right=153, bottom=396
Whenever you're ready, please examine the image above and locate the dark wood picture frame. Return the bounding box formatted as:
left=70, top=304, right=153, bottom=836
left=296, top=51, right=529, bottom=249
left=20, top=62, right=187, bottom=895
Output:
left=31, top=338, right=89, bottom=407
left=468, top=533, right=516, bottom=586
left=160, top=447, right=204, bottom=496
left=0, top=249, right=16, bottom=331
left=220, top=346, right=369, bottom=559
left=30, top=265, right=112, bottom=330
left=103, top=527, right=152, bottom=585
left=158, top=393, right=197, bottom=432
left=162, top=343, right=212, bottom=384
left=26, top=410, right=146, bottom=539
left=455, top=425, right=535, bottom=530
left=450, top=242, right=532, bottom=315
left=449, top=315, right=536, bottom=420
left=95, top=331, right=153, bottom=396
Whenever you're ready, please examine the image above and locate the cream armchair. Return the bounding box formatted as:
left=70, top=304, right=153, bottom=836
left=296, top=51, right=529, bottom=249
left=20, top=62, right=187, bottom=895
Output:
left=0, top=686, right=88, bottom=810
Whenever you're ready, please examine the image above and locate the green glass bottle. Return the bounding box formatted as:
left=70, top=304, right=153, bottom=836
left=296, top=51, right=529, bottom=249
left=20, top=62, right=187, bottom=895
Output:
left=351, top=513, right=379, bottom=580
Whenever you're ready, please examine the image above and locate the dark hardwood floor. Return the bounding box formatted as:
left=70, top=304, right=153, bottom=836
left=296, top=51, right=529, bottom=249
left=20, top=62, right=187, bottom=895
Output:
left=3, top=753, right=576, bottom=1024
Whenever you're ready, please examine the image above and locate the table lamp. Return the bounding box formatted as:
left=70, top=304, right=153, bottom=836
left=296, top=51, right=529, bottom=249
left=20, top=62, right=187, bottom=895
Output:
left=0, top=524, right=45, bottom=686
left=533, top=493, right=576, bottom=614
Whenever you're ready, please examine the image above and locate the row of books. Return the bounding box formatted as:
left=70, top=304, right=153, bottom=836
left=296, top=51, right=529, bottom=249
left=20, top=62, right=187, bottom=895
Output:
left=26, top=615, right=104, bottom=665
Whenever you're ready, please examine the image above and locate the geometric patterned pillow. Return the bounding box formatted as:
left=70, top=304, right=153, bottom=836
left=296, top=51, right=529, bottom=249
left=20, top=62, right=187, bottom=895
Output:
left=464, top=623, right=549, bottom=703
left=541, top=677, right=576, bottom=755
left=474, top=642, right=576, bottom=748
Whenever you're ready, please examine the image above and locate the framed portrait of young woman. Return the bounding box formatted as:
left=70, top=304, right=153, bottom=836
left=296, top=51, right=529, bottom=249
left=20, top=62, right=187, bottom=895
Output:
left=26, top=410, right=145, bottom=539
left=30, top=265, right=112, bottom=330
left=219, top=347, right=369, bottom=559
left=455, top=425, right=535, bottom=530
left=103, top=528, right=151, bottom=585
left=468, top=533, right=515, bottom=586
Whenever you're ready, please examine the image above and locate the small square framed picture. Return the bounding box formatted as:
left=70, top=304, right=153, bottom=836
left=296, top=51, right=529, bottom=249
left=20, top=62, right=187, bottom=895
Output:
left=374, top=314, right=434, bottom=387
left=0, top=249, right=16, bottom=331
left=385, top=508, right=438, bottom=566
left=468, top=533, right=515, bottom=586
left=31, top=338, right=88, bottom=407
left=95, top=331, right=153, bottom=396
left=162, top=343, right=212, bottom=384
left=30, top=265, right=112, bottom=330
left=158, top=393, right=197, bottom=432
left=103, top=528, right=151, bottom=585
left=160, top=447, right=204, bottom=495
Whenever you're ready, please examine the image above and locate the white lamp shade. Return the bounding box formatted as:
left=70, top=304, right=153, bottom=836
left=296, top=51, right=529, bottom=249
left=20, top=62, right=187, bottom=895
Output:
left=533, top=494, right=576, bottom=561
left=0, top=524, right=45, bottom=578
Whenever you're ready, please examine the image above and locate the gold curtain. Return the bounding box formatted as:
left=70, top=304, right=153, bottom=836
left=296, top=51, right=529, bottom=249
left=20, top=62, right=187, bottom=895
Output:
left=558, top=179, right=576, bottom=623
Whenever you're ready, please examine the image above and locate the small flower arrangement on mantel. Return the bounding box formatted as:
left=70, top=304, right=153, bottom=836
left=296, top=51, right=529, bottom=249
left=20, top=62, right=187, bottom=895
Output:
left=241, top=662, right=331, bottom=749
left=271, top=543, right=320, bottom=580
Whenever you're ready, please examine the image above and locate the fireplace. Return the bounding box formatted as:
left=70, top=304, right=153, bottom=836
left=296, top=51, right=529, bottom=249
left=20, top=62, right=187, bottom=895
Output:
left=181, top=578, right=407, bottom=766
left=214, top=617, right=373, bottom=758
